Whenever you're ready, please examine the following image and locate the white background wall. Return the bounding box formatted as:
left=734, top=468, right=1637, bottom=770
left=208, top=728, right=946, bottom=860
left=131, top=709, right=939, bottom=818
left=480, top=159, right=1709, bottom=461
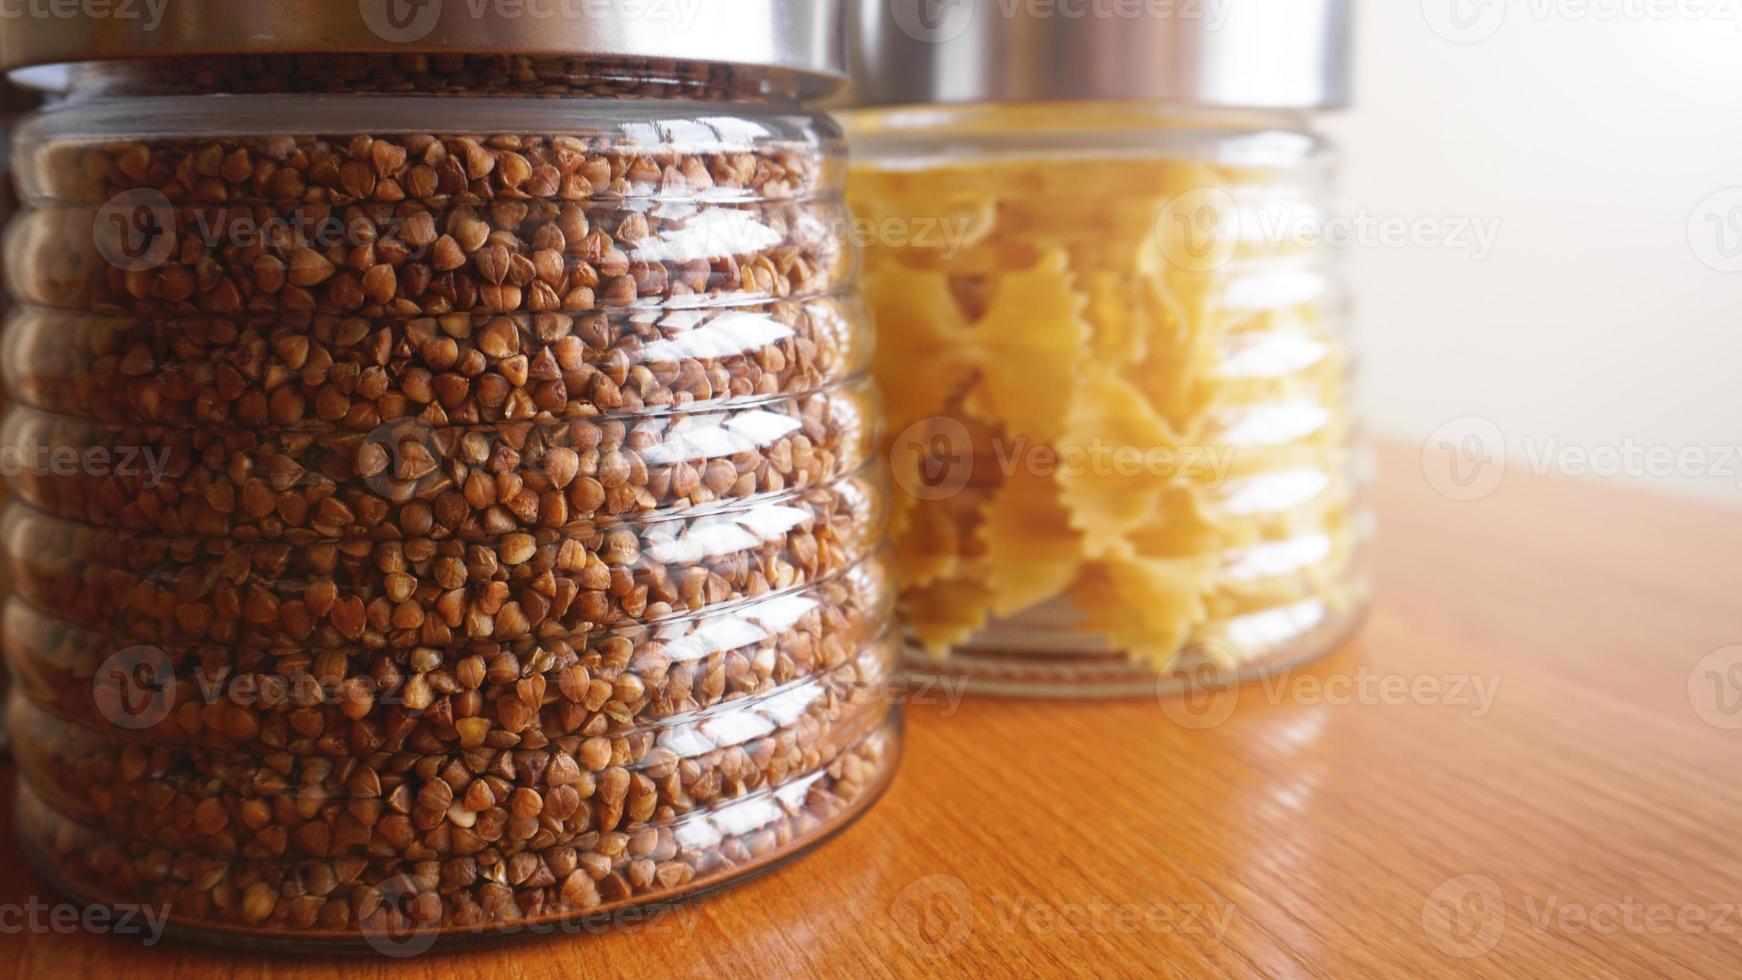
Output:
left=1334, top=1, right=1742, bottom=503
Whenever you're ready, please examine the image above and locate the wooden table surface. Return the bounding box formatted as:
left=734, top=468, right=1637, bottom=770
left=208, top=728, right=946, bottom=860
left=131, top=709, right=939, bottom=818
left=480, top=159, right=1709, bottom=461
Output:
left=1, top=441, right=1739, bottom=979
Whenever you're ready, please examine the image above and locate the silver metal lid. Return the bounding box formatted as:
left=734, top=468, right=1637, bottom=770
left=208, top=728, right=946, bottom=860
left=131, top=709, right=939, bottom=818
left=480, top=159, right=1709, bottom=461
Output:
left=0, top=0, right=846, bottom=94
left=847, top=0, right=1351, bottom=110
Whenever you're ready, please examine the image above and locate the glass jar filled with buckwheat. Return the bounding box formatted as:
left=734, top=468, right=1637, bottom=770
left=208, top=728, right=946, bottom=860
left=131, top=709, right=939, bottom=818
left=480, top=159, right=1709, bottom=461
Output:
left=0, top=1, right=899, bottom=949
left=842, top=0, right=1370, bottom=696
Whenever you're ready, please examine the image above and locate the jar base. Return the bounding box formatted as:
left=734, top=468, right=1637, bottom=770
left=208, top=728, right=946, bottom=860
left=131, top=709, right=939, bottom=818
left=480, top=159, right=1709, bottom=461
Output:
left=904, top=598, right=1371, bottom=699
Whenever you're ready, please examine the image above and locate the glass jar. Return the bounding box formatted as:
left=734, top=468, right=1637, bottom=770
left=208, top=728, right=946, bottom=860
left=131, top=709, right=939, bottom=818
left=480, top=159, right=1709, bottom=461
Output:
left=843, top=2, right=1369, bottom=696
left=0, top=2, right=897, bottom=950
left=0, top=77, right=47, bottom=749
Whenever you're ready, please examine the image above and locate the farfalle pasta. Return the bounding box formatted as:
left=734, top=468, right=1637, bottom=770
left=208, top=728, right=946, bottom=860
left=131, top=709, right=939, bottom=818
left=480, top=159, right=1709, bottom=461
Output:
left=846, top=104, right=1370, bottom=691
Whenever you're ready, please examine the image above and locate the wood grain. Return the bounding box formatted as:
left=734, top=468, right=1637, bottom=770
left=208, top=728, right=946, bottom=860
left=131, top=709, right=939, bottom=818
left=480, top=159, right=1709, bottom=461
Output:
left=1, top=441, right=1739, bottom=978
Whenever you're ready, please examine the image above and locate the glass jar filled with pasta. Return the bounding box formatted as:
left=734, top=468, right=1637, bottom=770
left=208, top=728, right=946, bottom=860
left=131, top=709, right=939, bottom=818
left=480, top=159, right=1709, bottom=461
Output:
left=843, top=0, right=1369, bottom=696
left=0, top=1, right=898, bottom=950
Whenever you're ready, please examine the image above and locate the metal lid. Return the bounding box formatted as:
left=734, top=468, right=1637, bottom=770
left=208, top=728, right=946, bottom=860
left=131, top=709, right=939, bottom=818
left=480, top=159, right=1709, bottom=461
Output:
left=847, top=0, right=1351, bottom=110
left=0, top=0, right=846, bottom=94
